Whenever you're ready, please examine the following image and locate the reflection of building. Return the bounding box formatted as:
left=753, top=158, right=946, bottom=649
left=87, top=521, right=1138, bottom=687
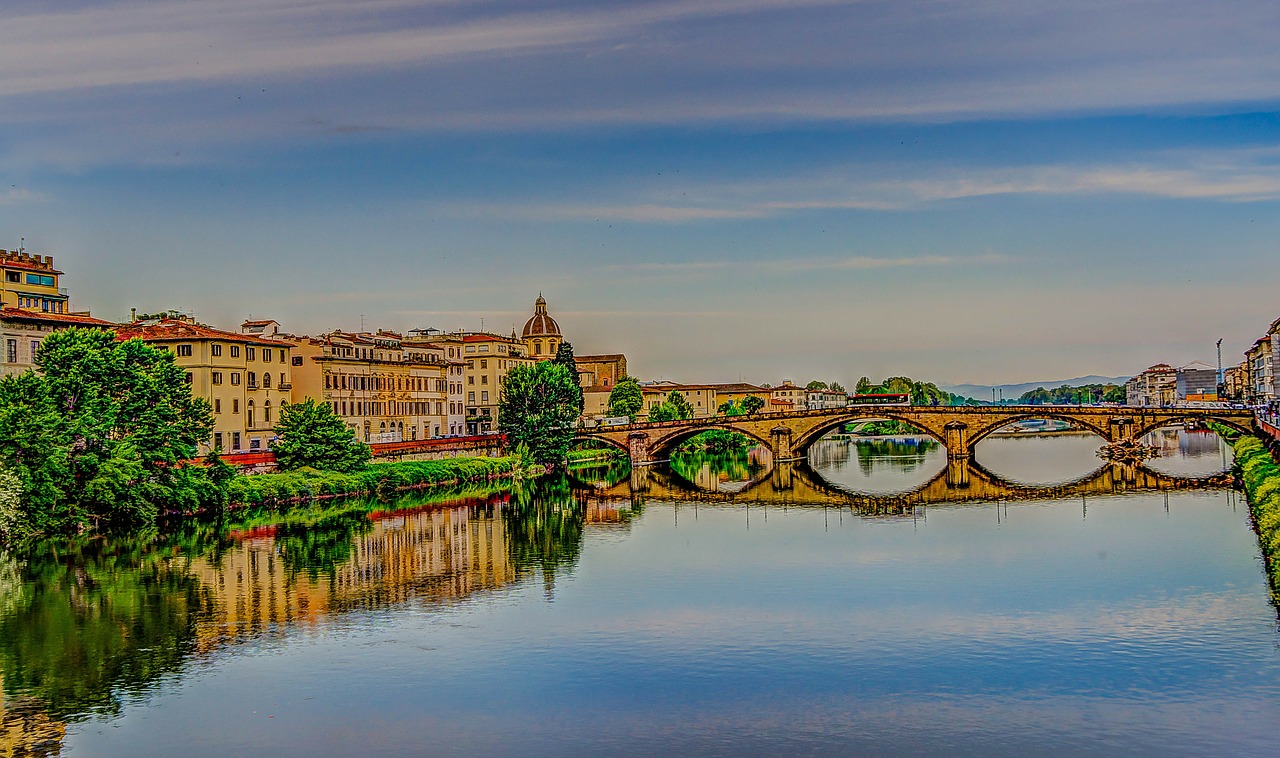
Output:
left=187, top=506, right=515, bottom=652
left=117, top=317, right=294, bottom=453
left=0, top=675, right=66, bottom=757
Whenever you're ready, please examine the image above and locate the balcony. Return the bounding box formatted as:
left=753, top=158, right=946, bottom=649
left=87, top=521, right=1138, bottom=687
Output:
left=277, top=382, right=292, bottom=391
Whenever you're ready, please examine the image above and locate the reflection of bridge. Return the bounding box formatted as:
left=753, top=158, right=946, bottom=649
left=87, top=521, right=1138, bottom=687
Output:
left=581, top=405, right=1256, bottom=466
left=586, top=459, right=1230, bottom=512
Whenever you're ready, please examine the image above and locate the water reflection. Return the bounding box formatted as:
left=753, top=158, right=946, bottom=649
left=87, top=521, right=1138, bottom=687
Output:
left=974, top=431, right=1108, bottom=486
left=805, top=436, right=947, bottom=495
left=0, top=487, right=589, bottom=754
left=1142, top=427, right=1234, bottom=478
left=667, top=448, right=768, bottom=493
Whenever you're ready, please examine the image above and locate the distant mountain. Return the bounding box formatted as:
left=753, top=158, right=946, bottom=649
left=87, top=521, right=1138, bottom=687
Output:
left=939, top=375, right=1131, bottom=401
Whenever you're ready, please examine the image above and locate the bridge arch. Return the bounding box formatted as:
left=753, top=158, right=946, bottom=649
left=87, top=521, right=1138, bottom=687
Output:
left=1130, top=414, right=1254, bottom=441
left=647, top=424, right=773, bottom=460
left=790, top=411, right=948, bottom=455
left=570, top=434, right=630, bottom=456
left=965, top=412, right=1112, bottom=449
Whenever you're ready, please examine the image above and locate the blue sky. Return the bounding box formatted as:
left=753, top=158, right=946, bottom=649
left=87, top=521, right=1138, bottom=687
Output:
left=1, top=0, right=1278, bottom=385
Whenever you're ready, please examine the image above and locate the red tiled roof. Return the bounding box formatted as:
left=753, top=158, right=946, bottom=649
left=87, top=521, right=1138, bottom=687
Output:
left=0, top=307, right=114, bottom=327
left=0, top=259, right=63, bottom=275
left=115, top=319, right=291, bottom=347
left=462, top=333, right=518, bottom=343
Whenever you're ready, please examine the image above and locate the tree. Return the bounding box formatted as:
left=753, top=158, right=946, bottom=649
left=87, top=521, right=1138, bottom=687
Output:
left=830, top=381, right=846, bottom=393
left=806, top=380, right=828, bottom=390
left=0, top=327, right=218, bottom=537
left=552, top=341, right=584, bottom=417
left=272, top=398, right=370, bottom=472
left=718, top=400, right=745, bottom=416
left=741, top=395, right=766, bottom=415
left=498, top=362, right=581, bottom=465
left=649, top=390, right=694, bottom=422
left=607, top=376, right=644, bottom=420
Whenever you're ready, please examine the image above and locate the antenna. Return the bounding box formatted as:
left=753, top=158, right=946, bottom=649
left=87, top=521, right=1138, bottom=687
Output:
left=1216, top=338, right=1224, bottom=396
left=17, top=237, right=24, bottom=253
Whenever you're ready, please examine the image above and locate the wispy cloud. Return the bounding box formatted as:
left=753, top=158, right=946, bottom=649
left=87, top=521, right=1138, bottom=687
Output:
left=0, top=187, right=47, bottom=205
left=607, top=252, right=1011, bottom=274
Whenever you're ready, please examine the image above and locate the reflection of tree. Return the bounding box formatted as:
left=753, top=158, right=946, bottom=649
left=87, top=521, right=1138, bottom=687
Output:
left=0, top=535, right=214, bottom=721
left=503, top=477, right=585, bottom=598
left=276, top=510, right=374, bottom=580
left=566, top=457, right=632, bottom=489
left=667, top=451, right=763, bottom=489
left=853, top=438, right=939, bottom=476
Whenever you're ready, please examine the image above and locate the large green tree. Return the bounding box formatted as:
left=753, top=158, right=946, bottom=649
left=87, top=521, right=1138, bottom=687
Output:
left=741, top=395, right=766, bottom=415
left=272, top=398, right=371, bottom=472
left=498, top=362, right=581, bottom=465
left=0, top=327, right=216, bottom=538
left=552, top=341, right=585, bottom=416
left=607, top=375, right=644, bottom=420
left=648, top=390, right=694, bottom=422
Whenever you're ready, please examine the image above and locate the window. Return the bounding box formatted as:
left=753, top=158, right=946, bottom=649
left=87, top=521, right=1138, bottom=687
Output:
left=263, top=349, right=273, bottom=363
left=247, top=400, right=254, bottom=428
left=232, top=399, right=240, bottom=413
left=468, top=375, right=474, bottom=385
left=211, top=344, right=222, bottom=357
left=247, top=371, right=257, bottom=388
left=468, top=391, right=475, bottom=403
left=479, top=345, right=489, bottom=353
left=231, top=373, right=240, bottom=385
left=481, top=375, right=488, bottom=385
left=230, top=345, right=240, bottom=358
left=325, top=375, right=331, bottom=389
left=25, top=273, right=54, bottom=286
left=214, top=398, right=221, bottom=413
left=481, top=391, right=489, bottom=403
left=480, top=359, right=487, bottom=369
left=292, top=356, right=302, bottom=366
left=184, top=372, right=193, bottom=384
left=212, top=371, right=223, bottom=385
left=264, top=401, right=271, bottom=424
left=30, top=341, right=39, bottom=360
left=177, top=344, right=193, bottom=357
left=232, top=432, right=241, bottom=451
left=263, top=373, right=271, bottom=388
left=214, top=432, right=223, bottom=449
left=4, top=271, right=17, bottom=283
left=465, top=345, right=476, bottom=353
left=246, top=347, right=256, bottom=361
left=6, top=339, right=16, bottom=363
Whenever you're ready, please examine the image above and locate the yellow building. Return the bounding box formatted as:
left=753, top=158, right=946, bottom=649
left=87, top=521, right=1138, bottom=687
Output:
left=287, top=329, right=450, bottom=443
left=521, top=295, right=563, bottom=359
left=576, top=353, right=628, bottom=419
left=404, top=330, right=533, bottom=435
left=0, top=247, right=69, bottom=314
left=641, top=381, right=718, bottom=419
left=116, top=317, right=293, bottom=453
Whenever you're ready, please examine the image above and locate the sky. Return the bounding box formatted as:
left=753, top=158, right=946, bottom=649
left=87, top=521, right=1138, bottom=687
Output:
left=0, top=0, right=1277, bottom=386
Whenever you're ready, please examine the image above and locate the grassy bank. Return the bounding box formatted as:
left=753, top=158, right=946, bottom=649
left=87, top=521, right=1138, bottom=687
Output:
left=226, top=456, right=534, bottom=508
left=1234, top=435, right=1280, bottom=600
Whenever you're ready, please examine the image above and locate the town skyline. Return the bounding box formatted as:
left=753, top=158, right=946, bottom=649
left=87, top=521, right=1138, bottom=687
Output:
left=1, top=1, right=1278, bottom=384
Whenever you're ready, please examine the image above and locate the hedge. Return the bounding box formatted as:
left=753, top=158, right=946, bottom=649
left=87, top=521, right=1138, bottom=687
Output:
left=1235, top=436, right=1280, bottom=601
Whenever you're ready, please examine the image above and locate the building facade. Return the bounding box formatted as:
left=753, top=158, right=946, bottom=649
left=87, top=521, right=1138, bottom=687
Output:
left=116, top=317, right=294, bottom=453
left=521, top=295, right=563, bottom=359
left=0, top=308, right=116, bottom=378
left=288, top=329, right=449, bottom=443
left=576, top=353, right=628, bottom=419
left=1175, top=361, right=1218, bottom=402
left=1124, top=364, right=1177, bottom=407
left=0, top=248, right=69, bottom=315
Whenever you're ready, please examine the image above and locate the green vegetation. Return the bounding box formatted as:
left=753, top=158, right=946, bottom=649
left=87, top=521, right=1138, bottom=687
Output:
left=855, top=376, right=974, bottom=406
left=607, top=375, right=644, bottom=420
left=0, top=328, right=217, bottom=540
left=806, top=380, right=845, bottom=392
left=846, top=419, right=924, bottom=436
left=1018, top=383, right=1126, bottom=405
left=668, top=449, right=763, bottom=487
left=225, top=456, right=529, bottom=507
left=272, top=397, right=371, bottom=472
left=553, top=341, right=585, bottom=417
left=740, top=395, right=765, bottom=415
left=498, top=361, right=580, bottom=465
left=674, top=429, right=757, bottom=454
left=1234, top=436, right=1280, bottom=601
left=648, top=389, right=694, bottom=422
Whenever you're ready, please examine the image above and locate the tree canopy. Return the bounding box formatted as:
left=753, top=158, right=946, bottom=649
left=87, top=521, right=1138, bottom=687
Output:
left=498, top=362, right=581, bottom=465
left=552, top=341, right=585, bottom=417
left=1018, top=383, right=1125, bottom=405
left=648, top=390, right=694, bottom=422
left=272, top=398, right=371, bottom=472
left=0, top=328, right=215, bottom=539
left=607, top=375, right=644, bottom=420
left=740, top=395, right=766, bottom=415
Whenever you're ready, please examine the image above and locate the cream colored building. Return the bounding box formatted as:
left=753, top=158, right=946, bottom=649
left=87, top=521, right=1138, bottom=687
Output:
left=576, top=353, right=628, bottom=419
left=1, top=308, right=116, bottom=378
left=287, top=329, right=449, bottom=443
left=770, top=381, right=806, bottom=411
left=116, top=317, right=293, bottom=453
left=401, top=330, right=532, bottom=435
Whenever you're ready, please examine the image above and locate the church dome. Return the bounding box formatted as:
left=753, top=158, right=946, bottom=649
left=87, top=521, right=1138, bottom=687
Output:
left=522, top=295, right=561, bottom=338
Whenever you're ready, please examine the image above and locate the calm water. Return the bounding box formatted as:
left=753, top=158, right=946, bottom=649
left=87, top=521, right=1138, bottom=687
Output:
left=2, top=429, right=1276, bottom=756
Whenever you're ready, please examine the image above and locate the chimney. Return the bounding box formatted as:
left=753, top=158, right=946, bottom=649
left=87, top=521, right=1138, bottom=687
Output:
left=130, top=307, right=137, bottom=322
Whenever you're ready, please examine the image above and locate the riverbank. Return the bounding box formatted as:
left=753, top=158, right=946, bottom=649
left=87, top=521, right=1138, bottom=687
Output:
left=1234, top=435, right=1280, bottom=600
left=225, top=455, right=537, bottom=509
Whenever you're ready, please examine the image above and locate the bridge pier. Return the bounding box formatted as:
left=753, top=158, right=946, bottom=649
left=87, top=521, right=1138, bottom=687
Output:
left=628, top=432, right=652, bottom=467
left=771, top=426, right=799, bottom=461
left=1108, top=417, right=1133, bottom=444
left=944, top=422, right=971, bottom=460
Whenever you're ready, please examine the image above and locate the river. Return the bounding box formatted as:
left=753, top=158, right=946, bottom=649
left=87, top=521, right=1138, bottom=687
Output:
left=1, top=427, right=1277, bottom=756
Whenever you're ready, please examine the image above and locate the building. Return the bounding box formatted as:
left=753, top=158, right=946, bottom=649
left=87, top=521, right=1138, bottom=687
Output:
left=576, top=353, right=628, bottom=419
left=807, top=388, right=849, bottom=410
left=1124, top=364, right=1176, bottom=407
left=771, top=381, right=806, bottom=411
left=640, top=381, right=719, bottom=418
left=1175, top=361, right=1218, bottom=403
left=0, top=308, right=116, bottom=378
left=709, top=383, right=771, bottom=411
left=521, top=295, right=563, bottom=359
left=287, top=329, right=449, bottom=443
left=0, top=248, right=69, bottom=315
left=1223, top=362, right=1248, bottom=401
left=405, top=331, right=534, bottom=435
left=1247, top=334, right=1276, bottom=404
left=116, top=317, right=294, bottom=453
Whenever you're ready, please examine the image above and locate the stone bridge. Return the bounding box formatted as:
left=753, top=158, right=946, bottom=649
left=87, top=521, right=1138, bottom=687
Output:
left=579, top=405, right=1256, bottom=466
left=574, top=459, right=1230, bottom=513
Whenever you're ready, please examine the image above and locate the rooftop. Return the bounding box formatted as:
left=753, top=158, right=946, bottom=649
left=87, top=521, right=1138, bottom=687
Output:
left=116, top=318, right=291, bottom=347
left=0, top=307, right=114, bottom=327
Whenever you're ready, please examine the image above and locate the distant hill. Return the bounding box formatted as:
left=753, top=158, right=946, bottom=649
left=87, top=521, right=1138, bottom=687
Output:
left=940, top=375, right=1131, bottom=401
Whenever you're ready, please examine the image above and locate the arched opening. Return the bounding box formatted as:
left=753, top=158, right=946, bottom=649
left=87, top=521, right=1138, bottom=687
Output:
left=1132, top=417, right=1247, bottom=478
left=971, top=415, right=1109, bottom=486
left=247, top=399, right=255, bottom=429
left=797, top=414, right=947, bottom=496
left=650, top=426, right=773, bottom=494
left=566, top=437, right=632, bottom=489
